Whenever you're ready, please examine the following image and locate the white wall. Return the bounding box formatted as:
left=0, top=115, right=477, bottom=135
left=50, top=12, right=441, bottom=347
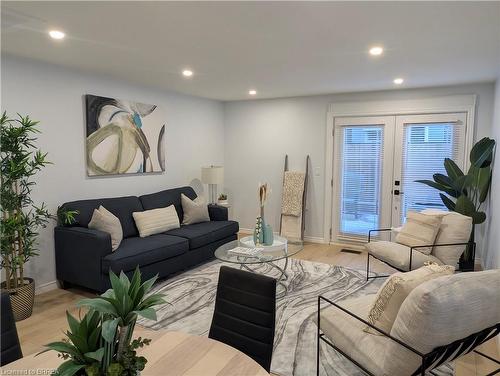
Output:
left=484, top=80, right=500, bottom=269
left=224, top=83, right=496, bottom=252
left=1, top=56, right=225, bottom=290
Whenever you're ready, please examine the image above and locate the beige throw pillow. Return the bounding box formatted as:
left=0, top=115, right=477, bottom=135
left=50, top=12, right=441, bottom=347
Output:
left=181, top=194, right=210, bottom=225
left=132, top=205, right=180, bottom=238
left=365, top=264, right=455, bottom=334
left=395, top=211, right=442, bottom=254
left=421, top=209, right=472, bottom=268
left=88, top=206, right=123, bottom=251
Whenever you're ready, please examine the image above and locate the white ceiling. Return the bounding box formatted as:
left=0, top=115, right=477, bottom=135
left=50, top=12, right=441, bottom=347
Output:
left=2, top=1, right=500, bottom=101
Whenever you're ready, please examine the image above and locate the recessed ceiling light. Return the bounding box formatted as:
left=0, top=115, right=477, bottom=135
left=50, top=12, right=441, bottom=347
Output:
left=248, top=90, right=257, bottom=95
left=393, top=78, right=404, bottom=85
left=369, top=46, right=383, bottom=56
left=49, top=30, right=65, bottom=40
left=182, top=70, right=193, bottom=77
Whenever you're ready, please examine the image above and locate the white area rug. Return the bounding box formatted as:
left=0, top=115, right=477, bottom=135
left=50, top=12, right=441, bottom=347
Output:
left=138, top=258, right=453, bottom=376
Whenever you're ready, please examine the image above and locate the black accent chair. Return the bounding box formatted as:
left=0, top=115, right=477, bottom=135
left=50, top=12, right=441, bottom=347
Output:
left=1, top=293, right=23, bottom=366
left=209, top=266, right=277, bottom=372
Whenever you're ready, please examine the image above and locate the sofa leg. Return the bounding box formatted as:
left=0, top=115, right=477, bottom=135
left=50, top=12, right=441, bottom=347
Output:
left=366, top=253, right=370, bottom=281
left=58, top=280, right=67, bottom=289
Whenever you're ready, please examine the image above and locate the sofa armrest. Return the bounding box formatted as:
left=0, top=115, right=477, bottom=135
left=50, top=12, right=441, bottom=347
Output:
left=54, top=226, right=112, bottom=291
left=208, top=204, right=228, bottom=221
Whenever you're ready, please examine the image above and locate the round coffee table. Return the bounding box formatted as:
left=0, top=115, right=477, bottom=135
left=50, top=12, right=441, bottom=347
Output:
left=214, top=235, right=303, bottom=296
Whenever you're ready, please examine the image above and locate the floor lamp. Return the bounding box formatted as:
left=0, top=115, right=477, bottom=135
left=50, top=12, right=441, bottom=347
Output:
left=201, top=166, right=224, bottom=204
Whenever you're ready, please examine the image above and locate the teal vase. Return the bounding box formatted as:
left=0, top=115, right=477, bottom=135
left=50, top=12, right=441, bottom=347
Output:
left=263, top=224, right=274, bottom=246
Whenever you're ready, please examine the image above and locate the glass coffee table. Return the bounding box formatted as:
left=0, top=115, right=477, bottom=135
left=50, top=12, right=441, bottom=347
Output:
left=214, top=235, right=304, bottom=296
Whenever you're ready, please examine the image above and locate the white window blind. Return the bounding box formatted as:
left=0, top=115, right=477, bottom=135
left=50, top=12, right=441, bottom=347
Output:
left=400, top=122, right=465, bottom=222
left=338, top=126, right=384, bottom=236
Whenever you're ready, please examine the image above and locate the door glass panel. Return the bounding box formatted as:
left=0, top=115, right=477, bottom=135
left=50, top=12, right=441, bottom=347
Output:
left=339, top=126, right=384, bottom=236
left=400, top=122, right=464, bottom=222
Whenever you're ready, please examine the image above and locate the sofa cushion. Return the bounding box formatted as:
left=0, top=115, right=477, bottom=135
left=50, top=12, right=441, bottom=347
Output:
left=165, top=220, right=239, bottom=249
left=139, top=187, right=197, bottom=223
left=395, top=211, right=442, bottom=254
left=366, top=241, right=443, bottom=271
left=62, top=196, right=143, bottom=238
left=102, top=234, right=188, bottom=273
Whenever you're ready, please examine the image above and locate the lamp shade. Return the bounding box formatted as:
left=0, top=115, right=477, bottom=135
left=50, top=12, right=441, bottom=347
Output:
left=201, top=166, right=224, bottom=184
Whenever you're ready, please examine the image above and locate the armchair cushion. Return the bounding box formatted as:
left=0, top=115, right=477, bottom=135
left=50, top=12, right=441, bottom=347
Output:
left=395, top=211, right=442, bottom=254
left=366, top=264, right=455, bottom=334
left=391, top=269, right=500, bottom=354
left=366, top=241, right=443, bottom=271
left=319, top=295, right=419, bottom=376
left=422, top=209, right=472, bottom=269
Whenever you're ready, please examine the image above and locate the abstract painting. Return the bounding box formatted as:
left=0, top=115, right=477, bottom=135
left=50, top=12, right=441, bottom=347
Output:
left=85, top=94, right=166, bottom=176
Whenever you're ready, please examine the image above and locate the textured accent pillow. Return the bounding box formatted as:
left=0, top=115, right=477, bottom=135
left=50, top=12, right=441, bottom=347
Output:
left=395, top=211, right=442, bottom=254
left=181, top=193, right=210, bottom=225
left=365, top=264, right=455, bottom=334
left=132, top=205, right=180, bottom=238
left=88, top=206, right=123, bottom=251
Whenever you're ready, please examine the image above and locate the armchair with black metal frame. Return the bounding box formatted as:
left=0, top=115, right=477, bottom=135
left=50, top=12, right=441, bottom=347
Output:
left=366, top=228, right=476, bottom=281
left=317, top=295, right=499, bottom=376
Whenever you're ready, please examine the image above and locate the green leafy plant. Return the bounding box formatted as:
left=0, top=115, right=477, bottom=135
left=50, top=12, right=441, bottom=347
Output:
left=42, top=268, right=165, bottom=375
left=41, top=310, right=104, bottom=376
left=417, top=137, right=496, bottom=261
left=0, top=112, right=52, bottom=290
left=218, top=193, right=227, bottom=200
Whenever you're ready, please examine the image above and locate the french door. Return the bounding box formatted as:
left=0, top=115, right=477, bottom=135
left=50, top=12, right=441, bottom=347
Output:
left=332, top=112, right=468, bottom=242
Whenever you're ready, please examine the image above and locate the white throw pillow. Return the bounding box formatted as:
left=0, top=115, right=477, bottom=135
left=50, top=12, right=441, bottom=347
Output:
left=365, top=264, right=455, bottom=334
left=181, top=194, right=210, bottom=225
left=88, top=206, right=123, bottom=251
left=421, top=209, right=472, bottom=268
left=395, top=211, right=442, bottom=255
left=132, top=205, right=180, bottom=238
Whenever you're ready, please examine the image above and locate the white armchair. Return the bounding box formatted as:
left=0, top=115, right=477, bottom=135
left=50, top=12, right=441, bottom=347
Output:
left=317, top=270, right=500, bottom=376
left=365, top=210, right=473, bottom=279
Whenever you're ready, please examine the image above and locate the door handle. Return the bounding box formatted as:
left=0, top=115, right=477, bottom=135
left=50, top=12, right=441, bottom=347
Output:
left=393, top=190, right=404, bottom=196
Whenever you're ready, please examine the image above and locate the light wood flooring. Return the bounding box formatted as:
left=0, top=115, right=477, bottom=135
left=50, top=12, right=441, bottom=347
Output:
left=13, top=241, right=499, bottom=375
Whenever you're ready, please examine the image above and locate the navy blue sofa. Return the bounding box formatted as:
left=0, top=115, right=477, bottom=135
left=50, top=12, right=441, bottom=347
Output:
left=55, top=186, right=238, bottom=292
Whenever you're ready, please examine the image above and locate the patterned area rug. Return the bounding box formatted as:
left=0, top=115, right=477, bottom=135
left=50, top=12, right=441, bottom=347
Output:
left=138, top=258, right=453, bottom=376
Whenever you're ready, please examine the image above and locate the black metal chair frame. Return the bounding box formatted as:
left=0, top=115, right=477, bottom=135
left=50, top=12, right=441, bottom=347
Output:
left=366, top=228, right=476, bottom=281
left=317, top=295, right=500, bottom=376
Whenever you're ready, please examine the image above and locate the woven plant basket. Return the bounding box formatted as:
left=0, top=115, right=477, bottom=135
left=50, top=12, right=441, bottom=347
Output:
left=1, top=278, right=35, bottom=321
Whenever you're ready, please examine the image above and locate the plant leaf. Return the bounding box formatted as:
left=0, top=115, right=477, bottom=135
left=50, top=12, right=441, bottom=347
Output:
left=433, top=173, right=453, bottom=188
left=102, top=317, right=120, bottom=343
left=470, top=137, right=495, bottom=168
left=454, top=195, right=476, bottom=217
left=443, top=158, right=464, bottom=180
left=439, top=193, right=456, bottom=211
left=416, top=179, right=458, bottom=198
left=66, top=311, right=80, bottom=335
left=478, top=167, right=492, bottom=203
left=76, top=298, right=117, bottom=316
left=472, top=211, right=487, bottom=224
left=134, top=307, right=157, bottom=321
left=56, top=360, right=85, bottom=376
left=84, top=347, right=105, bottom=362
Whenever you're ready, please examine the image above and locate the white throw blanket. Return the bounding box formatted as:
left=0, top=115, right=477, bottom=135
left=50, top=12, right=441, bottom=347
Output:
left=281, top=171, right=305, bottom=216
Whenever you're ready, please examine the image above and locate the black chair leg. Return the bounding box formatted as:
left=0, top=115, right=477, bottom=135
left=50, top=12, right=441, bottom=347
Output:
left=317, top=297, right=320, bottom=376
left=366, top=253, right=370, bottom=281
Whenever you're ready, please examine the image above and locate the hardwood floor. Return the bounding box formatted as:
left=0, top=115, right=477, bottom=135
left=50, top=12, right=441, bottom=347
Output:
left=12, top=241, right=499, bottom=375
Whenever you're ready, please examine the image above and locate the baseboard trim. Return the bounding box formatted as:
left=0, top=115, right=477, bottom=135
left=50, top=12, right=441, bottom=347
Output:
left=238, top=228, right=327, bottom=244
left=35, top=280, right=59, bottom=295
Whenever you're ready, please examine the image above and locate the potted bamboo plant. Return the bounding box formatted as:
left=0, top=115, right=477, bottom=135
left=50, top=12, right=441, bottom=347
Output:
left=417, top=137, right=496, bottom=270
left=0, top=112, right=52, bottom=320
